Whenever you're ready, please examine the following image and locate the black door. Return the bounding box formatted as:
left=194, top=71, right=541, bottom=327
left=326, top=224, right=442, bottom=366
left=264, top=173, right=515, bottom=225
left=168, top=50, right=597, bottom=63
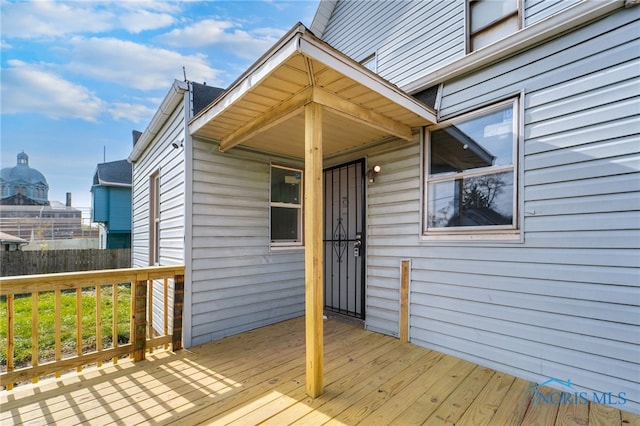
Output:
left=323, top=160, right=365, bottom=319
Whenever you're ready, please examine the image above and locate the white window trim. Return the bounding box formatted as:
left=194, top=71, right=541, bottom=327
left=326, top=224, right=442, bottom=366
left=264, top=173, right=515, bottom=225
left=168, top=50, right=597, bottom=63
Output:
left=466, top=0, right=523, bottom=53
left=270, top=164, right=304, bottom=248
left=422, top=97, right=522, bottom=242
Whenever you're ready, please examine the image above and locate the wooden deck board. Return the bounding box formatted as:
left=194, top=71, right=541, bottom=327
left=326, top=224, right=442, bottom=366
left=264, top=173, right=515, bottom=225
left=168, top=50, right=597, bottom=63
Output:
left=2, top=316, right=638, bottom=426
left=456, top=371, right=517, bottom=425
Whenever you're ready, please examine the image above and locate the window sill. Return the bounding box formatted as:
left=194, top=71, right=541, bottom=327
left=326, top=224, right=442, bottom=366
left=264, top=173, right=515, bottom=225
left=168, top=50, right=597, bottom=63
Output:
left=421, top=230, right=522, bottom=243
left=270, top=243, right=304, bottom=252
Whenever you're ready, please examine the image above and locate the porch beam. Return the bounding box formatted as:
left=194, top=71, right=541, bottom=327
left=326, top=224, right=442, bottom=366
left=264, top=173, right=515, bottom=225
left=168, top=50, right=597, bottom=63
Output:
left=304, top=101, right=324, bottom=398
left=311, top=87, right=413, bottom=141
left=219, top=87, right=313, bottom=152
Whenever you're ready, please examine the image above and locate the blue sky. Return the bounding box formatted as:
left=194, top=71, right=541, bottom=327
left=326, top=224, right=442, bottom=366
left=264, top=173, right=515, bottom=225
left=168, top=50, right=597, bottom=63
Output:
left=1, top=0, right=320, bottom=208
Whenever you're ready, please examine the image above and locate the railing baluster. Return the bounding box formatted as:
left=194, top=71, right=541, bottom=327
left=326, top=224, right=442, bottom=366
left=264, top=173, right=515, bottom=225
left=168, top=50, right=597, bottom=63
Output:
left=31, top=291, right=38, bottom=383
left=113, top=283, right=118, bottom=365
left=76, top=288, right=82, bottom=372
left=147, top=279, right=154, bottom=354
left=0, top=266, right=183, bottom=388
left=164, top=278, right=169, bottom=350
left=6, top=294, right=14, bottom=390
left=96, top=284, right=102, bottom=367
left=55, top=289, right=61, bottom=378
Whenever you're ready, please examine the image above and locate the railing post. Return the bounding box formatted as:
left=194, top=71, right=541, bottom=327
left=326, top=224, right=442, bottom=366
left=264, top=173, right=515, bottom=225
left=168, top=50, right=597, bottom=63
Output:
left=172, top=274, right=184, bottom=351
left=132, top=276, right=148, bottom=361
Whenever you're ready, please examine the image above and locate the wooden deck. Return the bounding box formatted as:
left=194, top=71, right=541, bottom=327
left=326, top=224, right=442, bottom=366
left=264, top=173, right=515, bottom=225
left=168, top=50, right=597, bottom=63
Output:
left=2, top=317, right=638, bottom=425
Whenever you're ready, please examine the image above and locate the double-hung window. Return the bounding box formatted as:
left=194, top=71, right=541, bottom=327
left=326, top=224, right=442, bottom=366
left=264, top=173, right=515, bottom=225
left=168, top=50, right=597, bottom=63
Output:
left=468, top=0, right=521, bottom=51
left=270, top=165, right=303, bottom=246
left=424, top=99, right=519, bottom=239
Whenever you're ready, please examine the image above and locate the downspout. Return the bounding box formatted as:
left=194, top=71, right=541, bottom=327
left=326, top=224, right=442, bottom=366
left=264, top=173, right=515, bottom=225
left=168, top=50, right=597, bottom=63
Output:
left=182, top=82, right=194, bottom=348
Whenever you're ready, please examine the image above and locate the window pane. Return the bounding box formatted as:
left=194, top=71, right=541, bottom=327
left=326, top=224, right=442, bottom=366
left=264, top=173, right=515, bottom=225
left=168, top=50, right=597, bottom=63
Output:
left=427, top=171, right=513, bottom=228
left=471, top=0, right=518, bottom=32
left=430, top=106, right=513, bottom=174
left=271, top=167, right=301, bottom=204
left=271, top=207, right=300, bottom=241
left=472, top=14, right=520, bottom=50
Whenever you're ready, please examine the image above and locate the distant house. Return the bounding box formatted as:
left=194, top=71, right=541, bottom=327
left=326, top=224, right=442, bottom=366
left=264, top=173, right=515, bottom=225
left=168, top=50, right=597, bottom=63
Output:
left=130, top=1, right=640, bottom=413
left=91, top=159, right=132, bottom=249
left=0, top=231, right=27, bottom=251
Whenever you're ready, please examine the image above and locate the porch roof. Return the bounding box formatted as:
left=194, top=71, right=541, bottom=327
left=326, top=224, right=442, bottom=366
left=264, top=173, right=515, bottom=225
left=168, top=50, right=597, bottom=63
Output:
left=189, top=23, right=437, bottom=159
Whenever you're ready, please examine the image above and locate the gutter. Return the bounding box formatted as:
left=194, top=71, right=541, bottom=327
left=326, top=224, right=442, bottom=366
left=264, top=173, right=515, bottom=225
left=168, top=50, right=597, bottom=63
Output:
left=403, top=0, right=624, bottom=93
left=94, top=181, right=132, bottom=188
left=128, top=80, right=189, bottom=162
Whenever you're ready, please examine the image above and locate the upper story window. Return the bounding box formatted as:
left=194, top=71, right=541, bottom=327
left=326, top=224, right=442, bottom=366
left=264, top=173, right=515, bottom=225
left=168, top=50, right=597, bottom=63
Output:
left=271, top=165, right=303, bottom=246
left=468, top=0, right=521, bottom=51
left=423, top=98, right=519, bottom=239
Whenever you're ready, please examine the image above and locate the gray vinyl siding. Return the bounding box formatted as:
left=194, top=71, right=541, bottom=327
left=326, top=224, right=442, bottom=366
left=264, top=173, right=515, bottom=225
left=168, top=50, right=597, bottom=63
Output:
left=321, top=0, right=465, bottom=88
left=189, top=138, right=305, bottom=346
left=365, top=140, right=422, bottom=336
left=131, top=94, right=186, bottom=335
left=407, top=7, right=639, bottom=411
left=524, top=0, right=581, bottom=26
left=131, top=103, right=186, bottom=267
left=319, top=0, right=580, bottom=90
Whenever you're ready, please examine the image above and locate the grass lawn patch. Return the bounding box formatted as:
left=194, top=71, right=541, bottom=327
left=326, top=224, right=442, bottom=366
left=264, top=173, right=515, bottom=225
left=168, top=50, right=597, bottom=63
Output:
left=0, top=284, right=131, bottom=370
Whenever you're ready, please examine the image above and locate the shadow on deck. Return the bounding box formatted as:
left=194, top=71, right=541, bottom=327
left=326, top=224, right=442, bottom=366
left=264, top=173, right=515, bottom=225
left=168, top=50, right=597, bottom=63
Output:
left=2, top=317, right=638, bottom=425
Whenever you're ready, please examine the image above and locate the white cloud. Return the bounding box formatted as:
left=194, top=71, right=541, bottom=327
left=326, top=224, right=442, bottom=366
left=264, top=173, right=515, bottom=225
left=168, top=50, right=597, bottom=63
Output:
left=0, top=0, right=176, bottom=39
left=156, top=18, right=237, bottom=46
left=1, top=60, right=105, bottom=121
left=156, top=19, right=285, bottom=60
left=66, top=36, right=222, bottom=90
left=118, top=10, right=176, bottom=34
left=1, top=1, right=114, bottom=39
left=108, top=102, right=155, bottom=123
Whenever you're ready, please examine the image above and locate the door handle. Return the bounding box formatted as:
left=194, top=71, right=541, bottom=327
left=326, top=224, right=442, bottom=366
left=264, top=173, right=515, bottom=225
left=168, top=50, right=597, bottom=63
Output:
left=354, top=232, right=362, bottom=257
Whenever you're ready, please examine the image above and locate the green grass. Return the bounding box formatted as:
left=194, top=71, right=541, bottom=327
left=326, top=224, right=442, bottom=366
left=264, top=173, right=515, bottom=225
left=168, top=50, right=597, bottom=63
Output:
left=0, top=284, right=131, bottom=368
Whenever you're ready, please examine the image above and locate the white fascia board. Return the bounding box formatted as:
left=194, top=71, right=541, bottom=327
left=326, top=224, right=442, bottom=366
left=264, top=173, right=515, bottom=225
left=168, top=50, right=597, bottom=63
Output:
left=298, top=36, right=438, bottom=124
left=96, top=181, right=132, bottom=188
left=310, top=0, right=338, bottom=38
left=189, top=23, right=438, bottom=136
left=189, top=30, right=302, bottom=136
left=403, top=0, right=624, bottom=93
left=128, top=80, right=189, bottom=162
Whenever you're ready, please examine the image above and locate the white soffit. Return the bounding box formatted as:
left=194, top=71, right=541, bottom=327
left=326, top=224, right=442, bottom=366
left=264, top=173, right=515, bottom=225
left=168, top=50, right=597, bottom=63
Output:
left=189, top=24, right=436, bottom=159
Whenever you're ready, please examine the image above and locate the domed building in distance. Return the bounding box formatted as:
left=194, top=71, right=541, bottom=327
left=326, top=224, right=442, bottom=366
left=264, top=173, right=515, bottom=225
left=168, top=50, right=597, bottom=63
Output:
left=0, top=151, right=95, bottom=243
left=0, top=151, right=49, bottom=206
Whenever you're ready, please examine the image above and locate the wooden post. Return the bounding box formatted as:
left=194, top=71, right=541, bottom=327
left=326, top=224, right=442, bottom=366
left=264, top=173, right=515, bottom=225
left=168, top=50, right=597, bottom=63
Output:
left=172, top=274, right=184, bottom=351
left=132, top=278, right=148, bottom=361
left=400, top=260, right=410, bottom=342
left=304, top=101, right=324, bottom=398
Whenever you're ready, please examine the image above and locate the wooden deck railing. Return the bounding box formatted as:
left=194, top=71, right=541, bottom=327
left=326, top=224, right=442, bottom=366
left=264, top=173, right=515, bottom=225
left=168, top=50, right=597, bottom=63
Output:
left=0, top=265, right=185, bottom=390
